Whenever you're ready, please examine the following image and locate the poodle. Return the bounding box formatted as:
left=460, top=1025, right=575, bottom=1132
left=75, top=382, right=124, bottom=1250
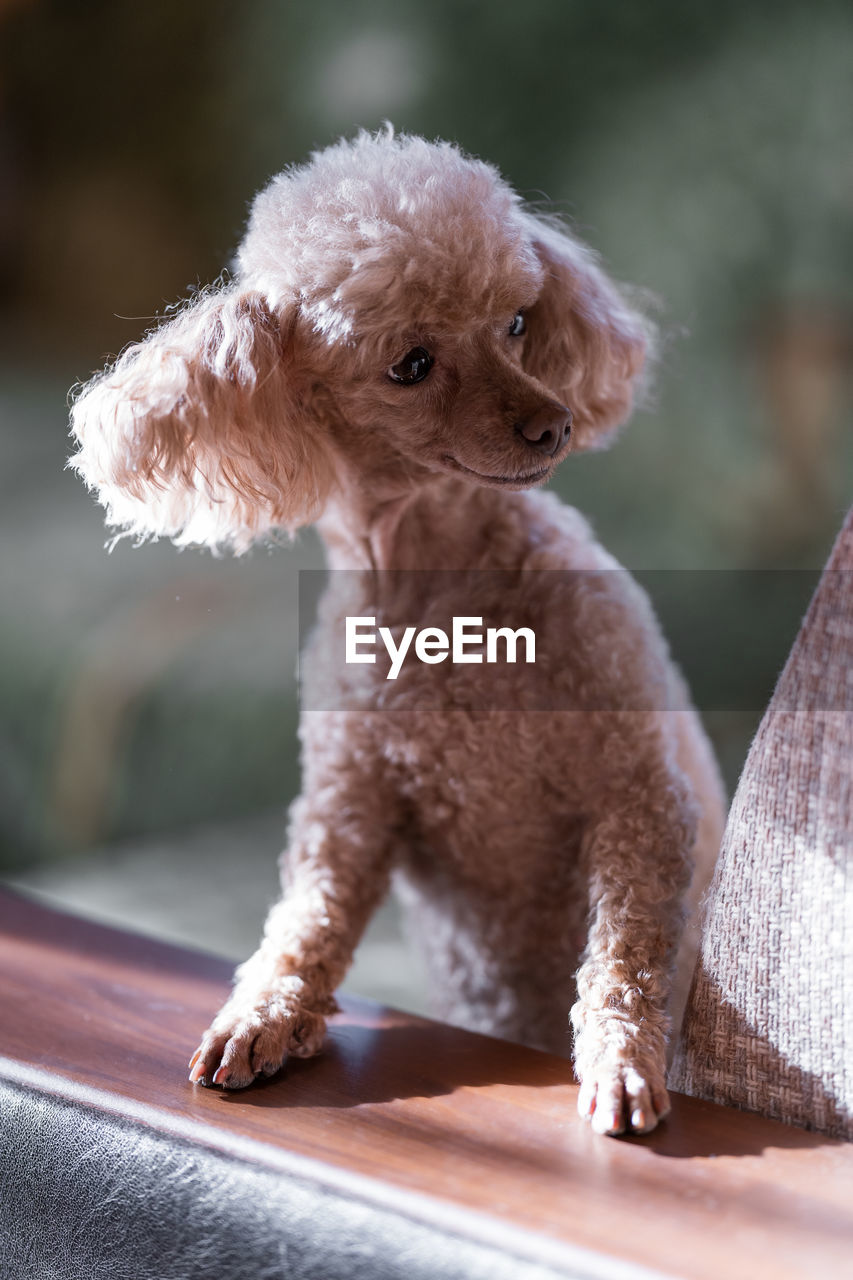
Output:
left=69, top=128, right=725, bottom=1136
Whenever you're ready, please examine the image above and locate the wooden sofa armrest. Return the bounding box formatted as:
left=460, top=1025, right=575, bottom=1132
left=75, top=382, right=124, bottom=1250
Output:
left=0, top=886, right=850, bottom=1280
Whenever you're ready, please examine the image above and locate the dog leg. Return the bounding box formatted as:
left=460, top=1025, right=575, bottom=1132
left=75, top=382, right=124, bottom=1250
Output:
left=571, top=749, right=695, bottom=1136
left=189, top=732, right=398, bottom=1089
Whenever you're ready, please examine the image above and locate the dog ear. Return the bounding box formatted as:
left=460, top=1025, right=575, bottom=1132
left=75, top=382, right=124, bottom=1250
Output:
left=520, top=214, right=653, bottom=451
left=69, top=286, right=333, bottom=550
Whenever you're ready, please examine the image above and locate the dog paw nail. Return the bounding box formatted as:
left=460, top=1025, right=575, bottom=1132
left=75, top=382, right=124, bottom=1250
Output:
left=592, top=1109, right=622, bottom=1135
left=577, top=1084, right=595, bottom=1118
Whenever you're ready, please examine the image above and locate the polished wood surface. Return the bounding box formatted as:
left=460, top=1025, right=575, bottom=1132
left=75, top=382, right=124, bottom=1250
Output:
left=1, top=886, right=851, bottom=1278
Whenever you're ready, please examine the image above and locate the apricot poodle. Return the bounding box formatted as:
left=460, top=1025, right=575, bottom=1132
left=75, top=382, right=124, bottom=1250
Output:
left=70, top=128, right=725, bottom=1136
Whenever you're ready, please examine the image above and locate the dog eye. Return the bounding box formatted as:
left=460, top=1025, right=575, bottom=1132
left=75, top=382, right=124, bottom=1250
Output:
left=388, top=347, right=433, bottom=385
left=509, top=312, right=526, bottom=337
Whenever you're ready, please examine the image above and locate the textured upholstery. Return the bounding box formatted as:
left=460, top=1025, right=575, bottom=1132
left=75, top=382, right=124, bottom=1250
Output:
left=671, top=508, right=853, bottom=1139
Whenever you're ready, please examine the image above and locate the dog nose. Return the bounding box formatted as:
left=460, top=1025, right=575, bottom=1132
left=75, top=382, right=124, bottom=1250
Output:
left=516, top=405, right=572, bottom=456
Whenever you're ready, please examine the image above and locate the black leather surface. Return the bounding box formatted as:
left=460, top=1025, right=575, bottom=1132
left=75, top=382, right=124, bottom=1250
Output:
left=0, top=1080, right=587, bottom=1280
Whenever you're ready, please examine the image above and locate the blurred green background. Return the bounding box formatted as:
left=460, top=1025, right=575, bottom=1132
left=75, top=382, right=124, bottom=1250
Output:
left=0, top=1, right=851, bottom=969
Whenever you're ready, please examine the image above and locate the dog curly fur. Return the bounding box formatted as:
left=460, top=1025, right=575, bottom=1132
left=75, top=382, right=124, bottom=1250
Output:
left=70, top=128, right=725, bottom=1136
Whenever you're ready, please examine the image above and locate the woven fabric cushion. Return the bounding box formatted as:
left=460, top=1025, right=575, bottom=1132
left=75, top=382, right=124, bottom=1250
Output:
left=671, top=508, right=853, bottom=1139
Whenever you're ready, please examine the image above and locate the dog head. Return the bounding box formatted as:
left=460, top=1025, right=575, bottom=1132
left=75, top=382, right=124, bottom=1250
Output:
left=70, top=128, right=652, bottom=550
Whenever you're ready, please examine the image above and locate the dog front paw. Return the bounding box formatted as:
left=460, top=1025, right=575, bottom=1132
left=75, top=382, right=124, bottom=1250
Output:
left=188, top=993, right=328, bottom=1090
left=577, top=1062, right=670, bottom=1136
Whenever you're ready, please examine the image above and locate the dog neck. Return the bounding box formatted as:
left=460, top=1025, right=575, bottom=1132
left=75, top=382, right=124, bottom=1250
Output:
left=317, top=474, right=514, bottom=572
